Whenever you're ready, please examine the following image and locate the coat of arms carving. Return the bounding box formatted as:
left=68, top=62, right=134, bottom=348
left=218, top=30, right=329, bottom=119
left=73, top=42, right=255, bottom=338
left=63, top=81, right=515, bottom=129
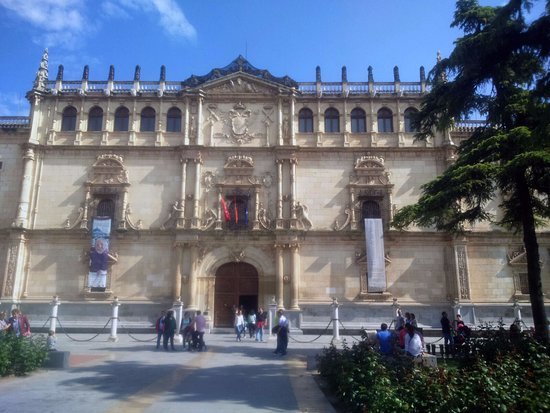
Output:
left=224, top=102, right=255, bottom=144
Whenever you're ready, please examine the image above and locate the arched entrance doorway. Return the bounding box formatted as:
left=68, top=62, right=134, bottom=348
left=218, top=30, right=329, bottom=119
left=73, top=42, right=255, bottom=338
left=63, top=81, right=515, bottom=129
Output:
left=214, top=262, right=258, bottom=327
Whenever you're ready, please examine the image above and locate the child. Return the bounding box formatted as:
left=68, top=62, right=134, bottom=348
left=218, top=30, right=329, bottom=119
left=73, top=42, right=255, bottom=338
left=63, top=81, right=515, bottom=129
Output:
left=47, top=330, right=57, bottom=351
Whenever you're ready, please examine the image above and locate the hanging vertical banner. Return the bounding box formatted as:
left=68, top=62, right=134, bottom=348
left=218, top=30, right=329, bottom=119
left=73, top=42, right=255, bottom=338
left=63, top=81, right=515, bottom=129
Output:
left=364, top=218, right=386, bottom=292
left=89, top=217, right=112, bottom=290
left=220, top=197, right=230, bottom=222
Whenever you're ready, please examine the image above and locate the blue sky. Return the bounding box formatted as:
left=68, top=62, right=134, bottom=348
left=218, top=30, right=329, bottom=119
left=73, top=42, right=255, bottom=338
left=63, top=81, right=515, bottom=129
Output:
left=0, top=0, right=546, bottom=116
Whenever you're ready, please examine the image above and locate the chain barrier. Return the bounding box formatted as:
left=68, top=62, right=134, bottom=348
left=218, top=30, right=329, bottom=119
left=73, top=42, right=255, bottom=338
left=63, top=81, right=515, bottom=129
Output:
left=287, top=319, right=333, bottom=344
left=42, top=316, right=114, bottom=342
left=118, top=321, right=156, bottom=342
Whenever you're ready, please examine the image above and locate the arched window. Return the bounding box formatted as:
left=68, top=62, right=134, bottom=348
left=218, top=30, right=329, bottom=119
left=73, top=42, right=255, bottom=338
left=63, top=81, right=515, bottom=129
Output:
left=114, top=107, right=129, bottom=132
left=351, top=108, right=367, bottom=133
left=61, top=106, right=77, bottom=131
left=298, top=108, right=314, bottom=133
left=88, top=106, right=103, bottom=132
left=324, top=108, right=340, bottom=133
left=166, top=107, right=182, bottom=132
left=404, top=108, right=419, bottom=133
left=140, top=107, right=156, bottom=132
left=377, top=108, right=393, bottom=133
left=362, top=200, right=381, bottom=220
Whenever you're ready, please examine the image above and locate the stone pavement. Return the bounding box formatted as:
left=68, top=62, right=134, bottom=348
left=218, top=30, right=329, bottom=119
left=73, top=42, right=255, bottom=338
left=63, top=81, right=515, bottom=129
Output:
left=0, top=331, right=343, bottom=413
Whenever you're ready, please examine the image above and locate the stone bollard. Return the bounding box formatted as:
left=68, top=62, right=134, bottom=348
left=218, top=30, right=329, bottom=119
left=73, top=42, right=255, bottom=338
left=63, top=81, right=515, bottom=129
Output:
left=173, top=298, right=184, bottom=345
left=439, top=344, right=445, bottom=357
left=108, top=296, right=120, bottom=342
left=513, top=299, right=522, bottom=330
left=49, top=295, right=60, bottom=333
left=268, top=296, right=277, bottom=337
left=331, top=297, right=340, bottom=342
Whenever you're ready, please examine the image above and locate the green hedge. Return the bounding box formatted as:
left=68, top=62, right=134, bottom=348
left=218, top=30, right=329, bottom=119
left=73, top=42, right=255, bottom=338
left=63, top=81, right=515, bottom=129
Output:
left=0, top=333, right=49, bottom=376
left=317, top=331, right=550, bottom=413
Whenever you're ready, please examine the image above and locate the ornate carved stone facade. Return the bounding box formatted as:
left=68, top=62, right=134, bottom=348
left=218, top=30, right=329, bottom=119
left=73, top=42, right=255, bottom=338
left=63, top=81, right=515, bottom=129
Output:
left=0, top=53, right=548, bottom=328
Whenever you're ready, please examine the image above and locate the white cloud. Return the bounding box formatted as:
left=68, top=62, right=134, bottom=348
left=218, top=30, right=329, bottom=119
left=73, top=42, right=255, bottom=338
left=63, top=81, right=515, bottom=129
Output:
left=0, top=0, right=196, bottom=50
left=0, top=92, right=30, bottom=117
left=0, top=0, right=90, bottom=49
left=152, top=0, right=197, bottom=40
left=101, top=0, right=197, bottom=41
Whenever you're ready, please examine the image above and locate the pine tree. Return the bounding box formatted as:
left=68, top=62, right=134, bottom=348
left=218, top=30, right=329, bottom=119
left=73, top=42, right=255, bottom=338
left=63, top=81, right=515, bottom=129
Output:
left=392, top=0, right=550, bottom=342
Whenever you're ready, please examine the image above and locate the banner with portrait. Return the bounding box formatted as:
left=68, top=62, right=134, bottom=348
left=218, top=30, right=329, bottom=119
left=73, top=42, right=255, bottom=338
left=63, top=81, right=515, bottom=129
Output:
left=89, top=217, right=112, bottom=290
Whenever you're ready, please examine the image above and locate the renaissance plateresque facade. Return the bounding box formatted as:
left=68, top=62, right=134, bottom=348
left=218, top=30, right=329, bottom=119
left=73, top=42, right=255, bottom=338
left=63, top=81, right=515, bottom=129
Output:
left=0, top=51, right=548, bottom=329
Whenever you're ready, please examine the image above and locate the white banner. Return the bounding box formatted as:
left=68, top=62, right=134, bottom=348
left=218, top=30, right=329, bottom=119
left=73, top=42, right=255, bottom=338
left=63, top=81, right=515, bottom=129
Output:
left=364, top=219, right=386, bottom=292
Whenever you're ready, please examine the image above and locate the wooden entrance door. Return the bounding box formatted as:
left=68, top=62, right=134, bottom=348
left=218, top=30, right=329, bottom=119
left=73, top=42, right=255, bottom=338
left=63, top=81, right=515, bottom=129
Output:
left=214, top=262, right=258, bottom=327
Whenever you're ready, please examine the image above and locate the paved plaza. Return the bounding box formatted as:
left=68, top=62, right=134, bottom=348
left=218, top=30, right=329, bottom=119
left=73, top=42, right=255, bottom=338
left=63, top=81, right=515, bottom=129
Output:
left=0, top=331, right=343, bottom=413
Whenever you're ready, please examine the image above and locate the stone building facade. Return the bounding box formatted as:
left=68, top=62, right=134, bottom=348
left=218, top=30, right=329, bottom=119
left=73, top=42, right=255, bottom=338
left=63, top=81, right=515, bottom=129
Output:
left=0, top=51, right=548, bottom=329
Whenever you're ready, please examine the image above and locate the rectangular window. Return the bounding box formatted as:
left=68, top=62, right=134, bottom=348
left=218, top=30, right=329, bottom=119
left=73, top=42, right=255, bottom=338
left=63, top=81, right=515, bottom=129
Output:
left=228, top=196, right=250, bottom=230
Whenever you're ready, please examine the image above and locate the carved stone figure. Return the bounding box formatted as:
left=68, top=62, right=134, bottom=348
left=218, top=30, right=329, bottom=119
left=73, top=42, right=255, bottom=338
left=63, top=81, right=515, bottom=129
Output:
left=295, top=202, right=312, bottom=230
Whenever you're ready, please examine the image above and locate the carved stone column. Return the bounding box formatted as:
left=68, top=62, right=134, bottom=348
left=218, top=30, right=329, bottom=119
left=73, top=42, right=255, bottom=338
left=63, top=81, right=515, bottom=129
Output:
left=275, top=244, right=284, bottom=309
left=252, top=188, right=260, bottom=230
left=290, top=97, right=296, bottom=146
left=13, top=145, right=36, bottom=228
left=81, top=186, right=91, bottom=229
left=183, top=96, right=190, bottom=145
left=196, top=93, right=204, bottom=145
left=187, top=244, right=198, bottom=310
left=289, top=158, right=298, bottom=229
left=454, top=241, right=471, bottom=301
left=290, top=243, right=300, bottom=310
left=277, top=97, right=283, bottom=146
left=350, top=187, right=358, bottom=230
left=191, top=154, right=202, bottom=229
left=1, top=232, right=27, bottom=299
left=173, top=243, right=184, bottom=300
left=276, top=159, right=284, bottom=229
left=178, top=156, right=188, bottom=228
left=117, top=186, right=129, bottom=230
left=215, top=188, right=223, bottom=230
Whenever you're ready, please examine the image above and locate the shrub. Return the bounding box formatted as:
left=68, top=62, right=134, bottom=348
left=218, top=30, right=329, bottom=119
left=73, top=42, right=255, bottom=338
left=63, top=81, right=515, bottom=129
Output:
left=0, top=333, right=48, bottom=376
left=317, top=330, right=550, bottom=413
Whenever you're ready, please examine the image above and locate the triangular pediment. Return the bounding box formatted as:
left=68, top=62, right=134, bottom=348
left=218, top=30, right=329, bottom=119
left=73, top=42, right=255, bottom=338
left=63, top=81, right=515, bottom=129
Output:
left=199, top=73, right=288, bottom=95
left=182, top=55, right=298, bottom=91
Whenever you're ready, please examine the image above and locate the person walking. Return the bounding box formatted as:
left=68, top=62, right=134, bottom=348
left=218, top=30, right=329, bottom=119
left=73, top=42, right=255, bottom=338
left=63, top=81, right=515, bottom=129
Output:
left=273, top=309, right=289, bottom=356
left=193, top=310, right=206, bottom=351
left=255, top=307, right=267, bottom=342
left=162, top=310, right=176, bottom=351
left=234, top=309, right=245, bottom=341
left=155, top=310, right=166, bottom=349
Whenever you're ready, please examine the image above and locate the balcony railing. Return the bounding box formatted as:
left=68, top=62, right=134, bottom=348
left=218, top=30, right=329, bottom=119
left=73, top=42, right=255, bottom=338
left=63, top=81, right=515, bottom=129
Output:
left=0, top=116, right=31, bottom=128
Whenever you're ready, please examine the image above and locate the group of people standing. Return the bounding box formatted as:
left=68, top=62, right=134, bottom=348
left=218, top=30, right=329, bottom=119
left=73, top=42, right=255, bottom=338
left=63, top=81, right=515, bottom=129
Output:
left=155, top=309, right=207, bottom=351
left=440, top=311, right=471, bottom=347
left=0, top=309, right=31, bottom=337
left=234, top=307, right=267, bottom=342
left=375, top=309, right=424, bottom=359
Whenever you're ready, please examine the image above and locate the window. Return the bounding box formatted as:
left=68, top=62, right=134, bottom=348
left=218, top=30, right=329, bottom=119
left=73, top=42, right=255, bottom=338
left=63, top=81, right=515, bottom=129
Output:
left=166, top=107, right=182, bottom=132
left=228, top=196, right=250, bottom=230
left=298, top=108, right=314, bottom=133
left=362, top=200, right=381, bottom=220
left=324, top=108, right=340, bottom=133
left=140, top=107, right=156, bottom=132
left=404, top=108, right=419, bottom=133
left=114, top=107, right=129, bottom=132
left=351, top=108, right=367, bottom=133
left=96, top=199, right=115, bottom=219
left=61, top=106, right=77, bottom=131
left=377, top=108, right=393, bottom=133
left=517, top=272, right=529, bottom=295
left=88, top=106, right=103, bottom=132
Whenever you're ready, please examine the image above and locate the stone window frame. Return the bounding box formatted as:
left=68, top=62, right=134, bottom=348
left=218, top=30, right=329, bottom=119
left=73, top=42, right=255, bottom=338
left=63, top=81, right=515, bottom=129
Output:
left=324, top=107, right=340, bottom=133
left=377, top=107, right=393, bottom=133
left=404, top=107, right=419, bottom=133
left=140, top=106, right=156, bottom=132
left=298, top=107, right=314, bottom=133
left=114, top=106, right=130, bottom=132
left=88, top=106, right=104, bottom=132
left=61, top=105, right=77, bottom=131
left=350, top=107, right=367, bottom=133
left=166, top=106, right=182, bottom=133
